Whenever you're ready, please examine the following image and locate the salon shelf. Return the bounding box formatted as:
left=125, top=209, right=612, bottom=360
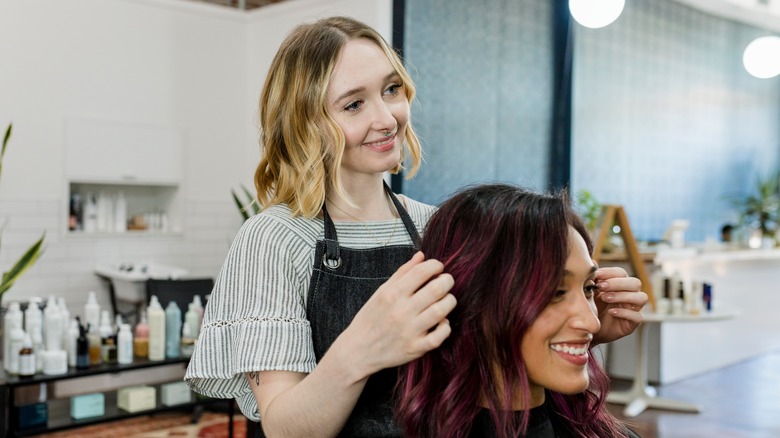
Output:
left=0, top=357, right=234, bottom=437
left=0, top=357, right=188, bottom=385
left=65, top=230, right=184, bottom=239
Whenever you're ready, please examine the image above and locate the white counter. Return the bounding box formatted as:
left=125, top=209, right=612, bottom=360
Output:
left=607, top=247, right=780, bottom=384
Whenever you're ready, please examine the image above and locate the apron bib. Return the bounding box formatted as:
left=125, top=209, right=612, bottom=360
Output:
left=306, top=183, right=421, bottom=437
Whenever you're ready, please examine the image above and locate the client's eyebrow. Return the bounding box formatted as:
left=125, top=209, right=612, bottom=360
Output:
left=563, top=266, right=598, bottom=277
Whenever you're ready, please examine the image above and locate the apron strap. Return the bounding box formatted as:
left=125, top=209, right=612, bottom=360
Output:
left=384, top=180, right=422, bottom=250
left=321, top=205, right=342, bottom=269
left=320, top=181, right=421, bottom=270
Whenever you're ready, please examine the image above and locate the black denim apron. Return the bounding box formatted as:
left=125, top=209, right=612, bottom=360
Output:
left=306, top=183, right=421, bottom=437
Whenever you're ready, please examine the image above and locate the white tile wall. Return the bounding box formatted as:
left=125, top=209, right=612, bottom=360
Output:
left=0, top=198, right=244, bottom=319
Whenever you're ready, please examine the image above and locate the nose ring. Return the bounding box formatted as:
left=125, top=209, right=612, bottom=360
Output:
left=384, top=130, right=392, bottom=137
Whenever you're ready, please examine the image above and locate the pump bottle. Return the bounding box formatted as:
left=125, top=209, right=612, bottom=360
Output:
left=147, top=296, right=166, bottom=361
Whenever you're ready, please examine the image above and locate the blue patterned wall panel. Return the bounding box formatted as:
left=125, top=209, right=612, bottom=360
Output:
left=403, top=0, right=553, bottom=204
left=571, top=0, right=780, bottom=241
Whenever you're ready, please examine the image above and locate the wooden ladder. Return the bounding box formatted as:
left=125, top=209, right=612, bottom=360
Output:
left=592, top=205, right=655, bottom=310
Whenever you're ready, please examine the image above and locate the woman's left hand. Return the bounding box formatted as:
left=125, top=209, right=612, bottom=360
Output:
left=592, top=266, right=648, bottom=345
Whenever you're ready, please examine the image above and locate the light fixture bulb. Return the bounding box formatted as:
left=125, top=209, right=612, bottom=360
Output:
left=743, top=36, right=780, bottom=79
left=569, top=0, right=625, bottom=29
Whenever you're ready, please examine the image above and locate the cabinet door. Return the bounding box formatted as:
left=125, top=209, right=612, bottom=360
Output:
left=65, top=118, right=183, bottom=185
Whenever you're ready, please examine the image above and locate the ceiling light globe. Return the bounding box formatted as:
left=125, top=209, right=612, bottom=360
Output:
left=569, top=0, right=626, bottom=29
left=743, top=36, right=780, bottom=79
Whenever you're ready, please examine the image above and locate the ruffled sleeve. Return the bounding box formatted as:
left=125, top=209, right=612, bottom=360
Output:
left=184, top=211, right=316, bottom=421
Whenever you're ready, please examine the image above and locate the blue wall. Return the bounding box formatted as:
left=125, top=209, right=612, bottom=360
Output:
left=403, top=0, right=780, bottom=242
left=403, top=0, right=553, bottom=204
left=571, top=0, right=780, bottom=241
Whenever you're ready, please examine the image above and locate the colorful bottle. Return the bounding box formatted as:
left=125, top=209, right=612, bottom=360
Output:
left=165, top=301, right=182, bottom=358
left=134, top=311, right=150, bottom=358
left=75, top=317, right=90, bottom=370
left=99, top=310, right=117, bottom=364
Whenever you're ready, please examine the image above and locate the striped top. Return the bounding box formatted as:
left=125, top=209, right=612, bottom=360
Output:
left=184, top=196, right=436, bottom=421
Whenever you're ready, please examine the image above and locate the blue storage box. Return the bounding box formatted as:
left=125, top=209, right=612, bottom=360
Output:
left=70, top=393, right=105, bottom=420
left=18, top=402, right=47, bottom=429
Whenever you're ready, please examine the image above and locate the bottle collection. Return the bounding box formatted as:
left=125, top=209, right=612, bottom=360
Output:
left=3, top=292, right=205, bottom=377
left=651, top=271, right=714, bottom=316
left=69, top=190, right=170, bottom=233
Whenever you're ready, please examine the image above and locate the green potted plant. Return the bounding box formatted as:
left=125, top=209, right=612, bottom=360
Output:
left=1, top=123, right=45, bottom=297
left=731, top=171, right=780, bottom=248
left=575, top=189, right=602, bottom=234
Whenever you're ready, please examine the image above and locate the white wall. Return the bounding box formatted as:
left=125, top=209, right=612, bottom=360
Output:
left=0, top=0, right=390, bottom=317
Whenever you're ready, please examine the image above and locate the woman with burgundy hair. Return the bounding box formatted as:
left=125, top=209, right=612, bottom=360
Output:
left=396, top=184, right=640, bottom=438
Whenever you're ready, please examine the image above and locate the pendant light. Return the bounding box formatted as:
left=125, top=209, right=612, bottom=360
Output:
left=743, top=36, right=780, bottom=79
left=569, top=0, right=626, bottom=29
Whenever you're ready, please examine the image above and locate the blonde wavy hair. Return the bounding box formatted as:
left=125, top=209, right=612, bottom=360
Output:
left=254, top=16, right=422, bottom=218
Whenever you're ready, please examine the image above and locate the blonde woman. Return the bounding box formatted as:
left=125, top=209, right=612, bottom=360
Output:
left=185, top=16, right=647, bottom=437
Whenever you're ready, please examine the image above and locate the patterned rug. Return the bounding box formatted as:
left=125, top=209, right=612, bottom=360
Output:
left=30, top=411, right=248, bottom=438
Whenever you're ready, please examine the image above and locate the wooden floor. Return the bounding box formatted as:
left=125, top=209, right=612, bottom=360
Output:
left=49, top=349, right=779, bottom=438
left=606, top=348, right=780, bottom=438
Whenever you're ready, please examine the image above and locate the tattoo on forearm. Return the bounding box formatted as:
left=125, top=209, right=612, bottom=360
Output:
left=248, top=371, right=260, bottom=386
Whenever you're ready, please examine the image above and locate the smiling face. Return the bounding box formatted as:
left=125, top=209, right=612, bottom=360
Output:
left=520, top=226, right=601, bottom=406
left=327, top=38, right=410, bottom=184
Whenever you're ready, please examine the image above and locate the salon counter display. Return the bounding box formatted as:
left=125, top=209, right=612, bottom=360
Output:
left=608, top=246, right=780, bottom=385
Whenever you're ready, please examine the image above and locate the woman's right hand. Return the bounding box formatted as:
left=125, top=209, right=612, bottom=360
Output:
left=250, top=252, right=455, bottom=437
left=338, top=251, right=457, bottom=379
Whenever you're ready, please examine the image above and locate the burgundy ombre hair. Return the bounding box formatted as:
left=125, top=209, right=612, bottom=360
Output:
left=396, top=184, right=629, bottom=438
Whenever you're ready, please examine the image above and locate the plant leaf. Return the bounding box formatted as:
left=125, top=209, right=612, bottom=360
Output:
left=0, top=232, right=45, bottom=295
left=240, top=184, right=260, bottom=214
left=0, top=123, right=11, bottom=181
left=231, top=189, right=250, bottom=221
